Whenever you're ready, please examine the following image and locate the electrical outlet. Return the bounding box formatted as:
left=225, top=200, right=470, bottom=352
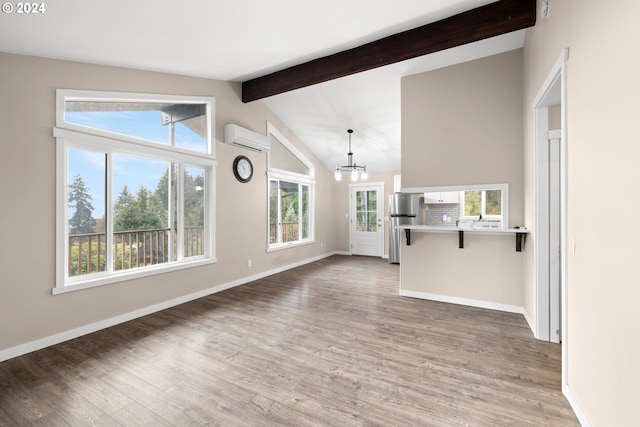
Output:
left=247, top=259, right=252, bottom=267
left=541, top=0, right=550, bottom=19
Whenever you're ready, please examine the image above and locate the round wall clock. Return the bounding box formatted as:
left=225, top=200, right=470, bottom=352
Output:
left=233, top=155, right=253, bottom=183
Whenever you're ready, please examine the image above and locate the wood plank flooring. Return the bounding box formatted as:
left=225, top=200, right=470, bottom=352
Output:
left=0, top=255, right=579, bottom=426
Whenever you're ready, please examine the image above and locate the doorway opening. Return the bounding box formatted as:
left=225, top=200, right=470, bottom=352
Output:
left=533, top=48, right=569, bottom=386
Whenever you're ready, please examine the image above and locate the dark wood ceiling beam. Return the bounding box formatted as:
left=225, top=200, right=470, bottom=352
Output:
left=242, top=0, right=536, bottom=102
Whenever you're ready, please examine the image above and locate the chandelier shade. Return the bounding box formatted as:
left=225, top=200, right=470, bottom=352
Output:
left=335, top=129, right=367, bottom=181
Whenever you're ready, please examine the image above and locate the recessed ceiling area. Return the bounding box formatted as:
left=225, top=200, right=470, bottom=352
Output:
left=0, top=0, right=528, bottom=173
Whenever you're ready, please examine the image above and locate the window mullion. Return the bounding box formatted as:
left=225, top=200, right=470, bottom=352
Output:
left=277, top=180, right=283, bottom=244
left=204, top=166, right=212, bottom=258
left=481, top=190, right=487, bottom=217
left=58, top=141, right=69, bottom=285
left=105, top=152, right=114, bottom=274
left=167, top=163, right=176, bottom=262
left=177, top=164, right=185, bottom=261
left=298, top=184, right=303, bottom=240
left=169, top=122, right=175, bottom=148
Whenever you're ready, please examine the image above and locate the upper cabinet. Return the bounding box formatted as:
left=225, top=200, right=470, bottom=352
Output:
left=424, top=191, right=460, bottom=204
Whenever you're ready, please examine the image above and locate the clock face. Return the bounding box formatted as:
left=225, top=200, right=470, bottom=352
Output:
left=233, top=155, right=253, bottom=183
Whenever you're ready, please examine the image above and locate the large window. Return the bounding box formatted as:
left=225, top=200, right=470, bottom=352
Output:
left=267, top=122, right=314, bottom=250
left=55, top=90, right=216, bottom=292
left=269, top=180, right=310, bottom=244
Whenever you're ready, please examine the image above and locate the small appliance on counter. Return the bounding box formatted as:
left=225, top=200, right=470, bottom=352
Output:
left=388, top=193, right=423, bottom=264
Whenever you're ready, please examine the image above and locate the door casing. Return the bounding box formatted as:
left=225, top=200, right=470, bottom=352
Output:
left=532, top=48, right=569, bottom=388
left=349, top=182, right=385, bottom=257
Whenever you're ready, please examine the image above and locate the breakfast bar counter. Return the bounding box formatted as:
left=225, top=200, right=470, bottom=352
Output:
left=398, top=225, right=529, bottom=251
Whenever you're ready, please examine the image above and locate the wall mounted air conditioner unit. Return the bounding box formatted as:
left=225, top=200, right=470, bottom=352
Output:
left=223, top=124, right=270, bottom=153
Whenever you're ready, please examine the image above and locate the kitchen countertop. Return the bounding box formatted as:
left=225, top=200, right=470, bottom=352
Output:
left=397, top=224, right=528, bottom=251
left=397, top=225, right=528, bottom=234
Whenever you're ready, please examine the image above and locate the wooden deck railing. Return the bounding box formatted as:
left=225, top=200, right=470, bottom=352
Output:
left=69, top=227, right=204, bottom=276
left=269, top=222, right=299, bottom=244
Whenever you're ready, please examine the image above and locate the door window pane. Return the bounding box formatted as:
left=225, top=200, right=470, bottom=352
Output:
left=356, top=190, right=377, bottom=232
left=368, top=211, right=378, bottom=232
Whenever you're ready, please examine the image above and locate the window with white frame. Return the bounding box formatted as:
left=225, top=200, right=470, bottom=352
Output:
left=460, top=189, right=503, bottom=222
left=267, top=122, right=315, bottom=250
left=54, top=90, right=216, bottom=292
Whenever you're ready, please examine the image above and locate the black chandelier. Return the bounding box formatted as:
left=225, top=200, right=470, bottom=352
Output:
left=334, top=129, right=367, bottom=181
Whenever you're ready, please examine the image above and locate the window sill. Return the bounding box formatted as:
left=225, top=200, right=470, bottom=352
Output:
left=267, top=239, right=315, bottom=253
left=53, top=257, right=216, bottom=295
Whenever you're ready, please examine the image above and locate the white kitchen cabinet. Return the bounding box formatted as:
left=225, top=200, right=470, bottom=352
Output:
left=424, top=191, right=460, bottom=204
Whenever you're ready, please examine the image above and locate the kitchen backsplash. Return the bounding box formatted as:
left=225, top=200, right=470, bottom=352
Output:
left=424, top=203, right=460, bottom=225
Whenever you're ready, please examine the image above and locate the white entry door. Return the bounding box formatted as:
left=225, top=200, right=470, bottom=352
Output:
left=350, top=184, right=384, bottom=257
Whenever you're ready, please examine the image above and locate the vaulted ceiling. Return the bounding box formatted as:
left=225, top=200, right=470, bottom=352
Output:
left=0, top=0, right=536, bottom=173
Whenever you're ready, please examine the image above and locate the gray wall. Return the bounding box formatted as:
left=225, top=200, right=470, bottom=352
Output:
left=0, top=53, right=339, bottom=353
left=399, top=50, right=525, bottom=308
left=523, top=0, right=640, bottom=424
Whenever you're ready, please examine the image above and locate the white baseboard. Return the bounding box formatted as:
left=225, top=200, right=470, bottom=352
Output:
left=0, top=251, right=341, bottom=363
left=564, top=384, right=591, bottom=426
left=399, top=289, right=526, bottom=315
left=333, top=250, right=351, bottom=256
left=522, top=308, right=536, bottom=337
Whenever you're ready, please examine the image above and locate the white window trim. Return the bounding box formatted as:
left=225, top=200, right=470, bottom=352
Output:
left=459, top=189, right=504, bottom=222
left=266, top=122, right=316, bottom=251
left=403, top=183, right=509, bottom=228
left=267, top=180, right=315, bottom=252
left=56, top=89, right=216, bottom=158
left=266, top=121, right=315, bottom=178
left=54, top=90, right=217, bottom=294
left=267, top=169, right=315, bottom=185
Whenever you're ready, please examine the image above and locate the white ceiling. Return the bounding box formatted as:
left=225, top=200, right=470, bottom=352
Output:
left=0, top=0, right=525, bottom=173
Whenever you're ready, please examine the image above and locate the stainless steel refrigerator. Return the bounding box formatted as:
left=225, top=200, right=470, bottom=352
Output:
left=388, top=193, right=423, bottom=264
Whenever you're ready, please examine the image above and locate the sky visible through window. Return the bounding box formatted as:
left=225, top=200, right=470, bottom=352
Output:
left=67, top=111, right=204, bottom=218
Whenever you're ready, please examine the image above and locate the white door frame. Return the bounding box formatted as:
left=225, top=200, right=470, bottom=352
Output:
left=532, top=48, right=569, bottom=387
left=549, top=130, right=562, bottom=344
left=349, top=182, right=385, bottom=257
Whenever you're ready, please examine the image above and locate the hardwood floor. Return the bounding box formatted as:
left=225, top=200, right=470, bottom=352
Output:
left=0, top=255, right=579, bottom=426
